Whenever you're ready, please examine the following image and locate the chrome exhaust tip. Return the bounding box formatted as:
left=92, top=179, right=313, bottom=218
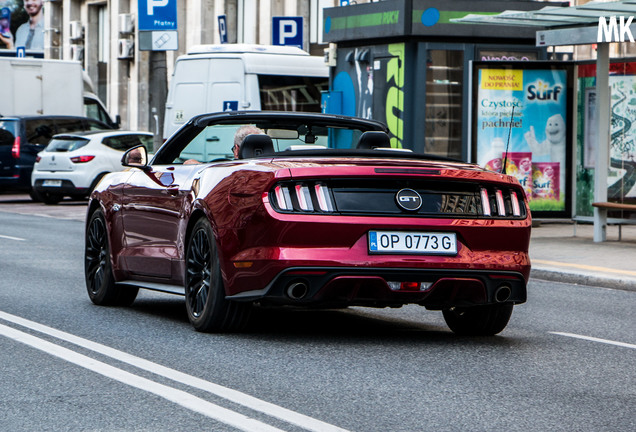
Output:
left=286, top=281, right=309, bottom=300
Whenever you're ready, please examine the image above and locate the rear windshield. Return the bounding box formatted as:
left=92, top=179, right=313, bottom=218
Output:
left=0, top=120, right=18, bottom=146
left=45, top=138, right=90, bottom=152
left=103, top=134, right=153, bottom=151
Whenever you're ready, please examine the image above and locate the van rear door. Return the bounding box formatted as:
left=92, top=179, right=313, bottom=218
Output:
left=165, top=58, right=209, bottom=138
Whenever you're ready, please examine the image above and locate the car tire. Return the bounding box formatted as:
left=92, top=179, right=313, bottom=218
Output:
left=442, top=303, right=513, bottom=336
left=85, top=209, right=138, bottom=306
left=29, top=189, right=41, bottom=202
left=31, top=188, right=63, bottom=205
left=185, top=217, right=251, bottom=332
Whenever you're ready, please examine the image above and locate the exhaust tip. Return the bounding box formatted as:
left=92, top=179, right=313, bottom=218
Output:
left=495, top=284, right=512, bottom=303
left=286, top=281, right=309, bottom=300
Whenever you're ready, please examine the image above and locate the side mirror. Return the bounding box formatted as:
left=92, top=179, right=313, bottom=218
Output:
left=122, top=145, right=149, bottom=169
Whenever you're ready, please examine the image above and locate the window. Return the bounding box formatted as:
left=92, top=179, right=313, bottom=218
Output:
left=84, top=98, right=110, bottom=125
left=425, top=50, right=464, bottom=159
left=85, top=119, right=112, bottom=131
left=259, top=75, right=327, bottom=112
left=25, top=119, right=56, bottom=145
left=55, top=119, right=85, bottom=134
left=45, top=138, right=90, bottom=152
left=0, top=120, right=18, bottom=146
left=103, top=134, right=153, bottom=151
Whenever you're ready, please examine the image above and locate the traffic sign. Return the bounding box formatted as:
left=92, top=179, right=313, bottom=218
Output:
left=138, top=0, right=177, bottom=31
left=272, top=17, right=303, bottom=48
left=223, top=101, right=238, bottom=111
left=218, top=15, right=228, bottom=44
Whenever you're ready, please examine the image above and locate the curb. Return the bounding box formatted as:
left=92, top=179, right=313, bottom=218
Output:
left=531, top=268, right=636, bottom=292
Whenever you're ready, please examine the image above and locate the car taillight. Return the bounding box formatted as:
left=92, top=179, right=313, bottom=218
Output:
left=35, top=155, right=41, bottom=163
left=271, top=181, right=336, bottom=214
left=70, top=155, right=95, bottom=163
left=11, top=136, right=20, bottom=159
left=480, top=186, right=525, bottom=218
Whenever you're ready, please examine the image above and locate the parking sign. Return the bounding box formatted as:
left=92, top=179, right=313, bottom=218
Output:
left=138, top=0, right=178, bottom=31
left=272, top=17, right=303, bottom=48
left=218, top=15, right=228, bottom=44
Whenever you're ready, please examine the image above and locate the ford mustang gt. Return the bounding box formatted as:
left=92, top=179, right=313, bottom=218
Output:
left=85, top=112, right=531, bottom=335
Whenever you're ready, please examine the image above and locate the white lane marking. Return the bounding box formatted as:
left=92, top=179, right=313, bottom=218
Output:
left=550, top=332, right=636, bottom=350
left=0, top=234, right=25, bottom=241
left=0, top=323, right=283, bottom=432
left=0, top=311, right=349, bottom=432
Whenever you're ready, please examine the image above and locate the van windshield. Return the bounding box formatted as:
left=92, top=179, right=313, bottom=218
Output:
left=258, top=75, right=327, bottom=112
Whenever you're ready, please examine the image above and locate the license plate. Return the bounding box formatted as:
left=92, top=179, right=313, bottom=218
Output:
left=368, top=231, right=457, bottom=255
left=43, top=180, right=62, bottom=187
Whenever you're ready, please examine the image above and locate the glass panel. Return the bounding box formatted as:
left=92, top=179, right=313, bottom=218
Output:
left=258, top=75, right=327, bottom=112
left=0, top=120, right=18, bottom=146
left=425, top=50, right=463, bottom=159
left=45, top=138, right=89, bottom=152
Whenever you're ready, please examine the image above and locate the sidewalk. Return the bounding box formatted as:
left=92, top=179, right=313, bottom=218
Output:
left=530, top=221, right=636, bottom=292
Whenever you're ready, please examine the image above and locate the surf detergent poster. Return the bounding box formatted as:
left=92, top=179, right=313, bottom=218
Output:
left=474, top=64, right=570, bottom=214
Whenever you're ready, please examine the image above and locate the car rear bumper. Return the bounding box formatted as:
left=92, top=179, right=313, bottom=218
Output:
left=32, top=178, right=90, bottom=195
left=226, top=266, right=527, bottom=309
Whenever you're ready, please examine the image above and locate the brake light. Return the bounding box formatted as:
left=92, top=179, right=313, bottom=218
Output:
left=495, top=189, right=506, bottom=216
left=295, top=184, right=313, bottom=212
left=70, top=155, right=95, bottom=163
left=511, top=191, right=521, bottom=217
left=35, top=155, right=41, bottom=163
left=480, top=188, right=491, bottom=216
left=11, top=136, right=20, bottom=159
left=271, top=181, right=336, bottom=214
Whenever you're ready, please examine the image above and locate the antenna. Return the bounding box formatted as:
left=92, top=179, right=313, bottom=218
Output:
left=502, top=105, right=515, bottom=174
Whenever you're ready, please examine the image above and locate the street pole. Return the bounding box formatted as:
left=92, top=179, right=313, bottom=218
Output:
left=149, top=50, right=167, bottom=152
left=594, top=43, right=610, bottom=242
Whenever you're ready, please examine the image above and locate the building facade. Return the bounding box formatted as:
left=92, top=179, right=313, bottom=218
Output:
left=39, top=0, right=340, bottom=135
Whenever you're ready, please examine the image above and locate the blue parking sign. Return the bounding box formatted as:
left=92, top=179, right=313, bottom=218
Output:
left=223, top=101, right=238, bottom=111
left=272, top=17, right=303, bottom=48
left=138, top=0, right=178, bottom=31
left=218, top=15, right=228, bottom=44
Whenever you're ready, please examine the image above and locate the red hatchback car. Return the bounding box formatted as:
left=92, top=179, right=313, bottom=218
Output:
left=85, top=112, right=531, bottom=335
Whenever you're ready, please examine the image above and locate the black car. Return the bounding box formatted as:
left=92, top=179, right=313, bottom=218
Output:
left=0, top=115, right=113, bottom=195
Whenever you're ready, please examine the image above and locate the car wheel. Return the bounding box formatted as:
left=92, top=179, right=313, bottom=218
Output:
left=85, top=209, right=138, bottom=306
left=185, top=218, right=251, bottom=332
left=442, top=303, right=513, bottom=336
left=29, top=189, right=41, bottom=202
left=31, top=188, right=63, bottom=204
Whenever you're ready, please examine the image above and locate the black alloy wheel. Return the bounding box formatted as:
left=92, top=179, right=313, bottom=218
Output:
left=85, top=209, right=138, bottom=306
left=442, top=303, right=514, bottom=336
left=185, top=218, right=251, bottom=332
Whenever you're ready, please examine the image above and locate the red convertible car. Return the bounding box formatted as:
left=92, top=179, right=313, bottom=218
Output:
left=85, top=112, right=531, bottom=335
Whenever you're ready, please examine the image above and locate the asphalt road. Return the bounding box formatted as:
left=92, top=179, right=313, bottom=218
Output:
left=0, top=206, right=634, bottom=432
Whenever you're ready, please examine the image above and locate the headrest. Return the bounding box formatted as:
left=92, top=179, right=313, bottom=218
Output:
left=239, top=134, right=274, bottom=159
left=357, top=131, right=391, bottom=149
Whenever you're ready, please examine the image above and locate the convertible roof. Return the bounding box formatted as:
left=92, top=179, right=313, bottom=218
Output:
left=190, top=111, right=388, bottom=132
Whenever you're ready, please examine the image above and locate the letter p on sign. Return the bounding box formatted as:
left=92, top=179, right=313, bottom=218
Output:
left=272, top=16, right=303, bottom=49
left=148, top=0, right=169, bottom=15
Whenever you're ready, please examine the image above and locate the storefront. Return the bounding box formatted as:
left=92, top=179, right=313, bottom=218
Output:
left=321, top=0, right=566, bottom=160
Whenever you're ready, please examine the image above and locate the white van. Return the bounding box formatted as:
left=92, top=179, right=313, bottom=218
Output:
left=163, top=44, right=329, bottom=139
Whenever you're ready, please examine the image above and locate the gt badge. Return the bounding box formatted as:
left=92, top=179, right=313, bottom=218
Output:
left=395, top=188, right=422, bottom=211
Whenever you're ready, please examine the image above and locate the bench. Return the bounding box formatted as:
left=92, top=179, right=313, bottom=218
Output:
left=592, top=201, right=636, bottom=240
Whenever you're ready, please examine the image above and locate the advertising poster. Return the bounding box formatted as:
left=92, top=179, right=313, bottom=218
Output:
left=0, top=0, right=45, bottom=53
left=474, top=64, right=570, bottom=215
left=576, top=62, right=636, bottom=218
